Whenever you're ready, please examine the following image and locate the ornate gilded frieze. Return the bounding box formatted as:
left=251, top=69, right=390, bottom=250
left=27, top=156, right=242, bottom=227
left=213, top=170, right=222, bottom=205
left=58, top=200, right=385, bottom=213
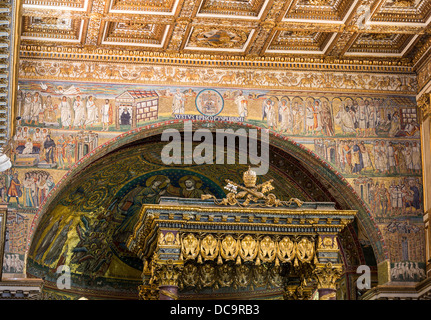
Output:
left=18, top=58, right=418, bottom=94
left=179, top=261, right=286, bottom=291
left=136, top=229, right=347, bottom=298
left=127, top=200, right=356, bottom=260
left=180, top=233, right=316, bottom=267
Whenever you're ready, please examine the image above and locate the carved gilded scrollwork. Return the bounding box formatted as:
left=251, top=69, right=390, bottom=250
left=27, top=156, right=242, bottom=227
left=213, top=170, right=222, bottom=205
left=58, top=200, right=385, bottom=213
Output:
left=220, top=235, right=239, bottom=261
left=277, top=237, right=296, bottom=263
left=239, top=235, right=259, bottom=262
left=154, top=260, right=184, bottom=288
left=235, top=264, right=252, bottom=289
left=180, top=233, right=317, bottom=267
left=296, top=237, right=315, bottom=264
left=417, top=93, right=431, bottom=121
left=258, top=236, right=277, bottom=264
left=200, top=234, right=220, bottom=261
left=252, top=265, right=269, bottom=289
left=199, top=263, right=217, bottom=289
left=181, top=233, right=200, bottom=260
left=318, top=235, right=339, bottom=250
left=180, top=263, right=199, bottom=289
left=217, top=264, right=235, bottom=288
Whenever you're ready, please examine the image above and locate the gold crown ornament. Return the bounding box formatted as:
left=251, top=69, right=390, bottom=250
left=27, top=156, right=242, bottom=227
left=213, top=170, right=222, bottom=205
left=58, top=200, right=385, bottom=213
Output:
left=243, top=166, right=257, bottom=188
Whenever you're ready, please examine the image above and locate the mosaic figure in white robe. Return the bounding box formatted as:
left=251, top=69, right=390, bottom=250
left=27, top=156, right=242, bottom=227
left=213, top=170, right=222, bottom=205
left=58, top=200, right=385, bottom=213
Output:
left=73, top=96, right=86, bottom=128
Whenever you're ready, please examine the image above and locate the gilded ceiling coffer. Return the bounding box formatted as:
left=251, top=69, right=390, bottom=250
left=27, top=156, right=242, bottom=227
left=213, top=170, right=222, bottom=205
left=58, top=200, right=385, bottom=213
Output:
left=127, top=170, right=356, bottom=300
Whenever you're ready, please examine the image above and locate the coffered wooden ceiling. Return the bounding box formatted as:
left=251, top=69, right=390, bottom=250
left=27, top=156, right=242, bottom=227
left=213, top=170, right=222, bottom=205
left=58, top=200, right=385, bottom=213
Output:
left=17, top=0, right=431, bottom=70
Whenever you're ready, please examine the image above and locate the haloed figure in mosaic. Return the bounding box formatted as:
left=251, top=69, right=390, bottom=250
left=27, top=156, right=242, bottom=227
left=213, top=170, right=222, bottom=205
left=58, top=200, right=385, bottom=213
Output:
left=165, top=175, right=207, bottom=199
left=73, top=96, right=86, bottom=129
left=115, top=175, right=170, bottom=242
left=356, top=99, right=368, bottom=137
left=22, top=138, right=33, bottom=155
left=22, top=92, right=33, bottom=124
left=291, top=100, right=304, bottom=135
left=7, top=172, right=22, bottom=208
left=262, top=99, right=277, bottom=130
left=56, top=134, right=66, bottom=169
left=335, top=102, right=356, bottom=135
left=60, top=96, right=72, bottom=129
left=101, top=99, right=113, bottom=131
left=43, top=135, right=56, bottom=164
left=172, top=89, right=186, bottom=115
left=278, top=99, right=292, bottom=134
left=320, top=100, right=334, bottom=136
left=305, top=100, right=321, bottom=135
left=377, top=183, right=390, bottom=218
left=23, top=172, right=35, bottom=208
left=85, top=96, right=98, bottom=128
left=235, top=90, right=248, bottom=119
left=43, top=95, right=58, bottom=126
left=31, top=92, right=43, bottom=125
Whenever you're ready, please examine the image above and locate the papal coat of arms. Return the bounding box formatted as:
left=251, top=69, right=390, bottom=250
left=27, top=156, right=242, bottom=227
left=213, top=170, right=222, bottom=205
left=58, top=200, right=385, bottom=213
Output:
left=202, top=166, right=304, bottom=208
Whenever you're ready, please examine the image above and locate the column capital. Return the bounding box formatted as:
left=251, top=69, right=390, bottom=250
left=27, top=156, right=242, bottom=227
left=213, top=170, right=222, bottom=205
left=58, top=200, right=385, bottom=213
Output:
left=313, top=262, right=343, bottom=290
left=154, top=259, right=184, bottom=288
left=152, top=259, right=184, bottom=300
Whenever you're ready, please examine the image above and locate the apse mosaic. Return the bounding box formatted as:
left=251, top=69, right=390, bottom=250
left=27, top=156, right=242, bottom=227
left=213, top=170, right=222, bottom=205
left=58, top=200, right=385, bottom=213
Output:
left=4, top=79, right=424, bottom=285
left=88, top=169, right=225, bottom=270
